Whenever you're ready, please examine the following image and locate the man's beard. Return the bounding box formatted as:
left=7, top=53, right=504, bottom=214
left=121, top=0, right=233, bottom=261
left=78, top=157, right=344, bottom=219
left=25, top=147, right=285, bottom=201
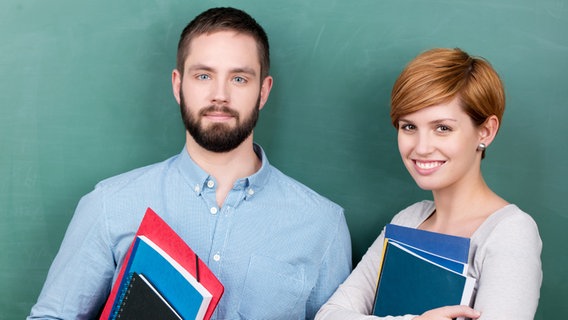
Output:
left=180, top=90, right=260, bottom=153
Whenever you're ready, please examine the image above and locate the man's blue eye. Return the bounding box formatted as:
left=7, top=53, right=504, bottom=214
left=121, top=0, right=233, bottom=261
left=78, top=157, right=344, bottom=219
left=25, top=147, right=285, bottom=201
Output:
left=233, top=76, right=246, bottom=83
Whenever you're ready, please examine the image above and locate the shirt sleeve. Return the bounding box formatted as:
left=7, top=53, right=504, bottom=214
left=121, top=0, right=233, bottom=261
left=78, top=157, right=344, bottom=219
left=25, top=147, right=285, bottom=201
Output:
left=306, top=208, right=353, bottom=320
left=472, top=212, right=542, bottom=320
left=28, top=191, right=116, bottom=319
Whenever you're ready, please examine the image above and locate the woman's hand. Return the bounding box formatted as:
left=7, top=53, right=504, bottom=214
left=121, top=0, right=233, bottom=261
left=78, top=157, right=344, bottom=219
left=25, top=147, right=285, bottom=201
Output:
left=413, top=305, right=481, bottom=320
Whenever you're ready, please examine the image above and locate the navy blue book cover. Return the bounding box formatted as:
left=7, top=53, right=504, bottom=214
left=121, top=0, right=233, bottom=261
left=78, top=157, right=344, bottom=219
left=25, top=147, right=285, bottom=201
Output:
left=373, top=224, right=475, bottom=317
left=373, top=241, right=469, bottom=316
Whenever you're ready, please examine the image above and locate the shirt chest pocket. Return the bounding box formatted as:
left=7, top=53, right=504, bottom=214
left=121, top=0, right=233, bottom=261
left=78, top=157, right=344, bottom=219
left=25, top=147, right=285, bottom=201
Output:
left=237, top=254, right=306, bottom=320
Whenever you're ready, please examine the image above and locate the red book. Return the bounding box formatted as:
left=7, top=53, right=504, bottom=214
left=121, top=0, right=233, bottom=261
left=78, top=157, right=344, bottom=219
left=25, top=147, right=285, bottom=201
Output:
left=100, top=208, right=224, bottom=320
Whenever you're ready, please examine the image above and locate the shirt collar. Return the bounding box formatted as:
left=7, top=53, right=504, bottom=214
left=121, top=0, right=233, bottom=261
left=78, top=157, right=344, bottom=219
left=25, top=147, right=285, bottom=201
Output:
left=176, top=143, right=271, bottom=199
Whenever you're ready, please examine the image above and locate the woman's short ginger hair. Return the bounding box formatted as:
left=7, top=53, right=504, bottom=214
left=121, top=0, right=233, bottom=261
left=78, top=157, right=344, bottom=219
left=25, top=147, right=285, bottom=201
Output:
left=390, top=48, right=505, bottom=130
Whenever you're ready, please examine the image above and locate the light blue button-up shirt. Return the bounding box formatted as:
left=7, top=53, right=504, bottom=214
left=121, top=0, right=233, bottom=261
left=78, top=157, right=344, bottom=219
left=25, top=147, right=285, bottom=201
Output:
left=29, top=144, right=352, bottom=320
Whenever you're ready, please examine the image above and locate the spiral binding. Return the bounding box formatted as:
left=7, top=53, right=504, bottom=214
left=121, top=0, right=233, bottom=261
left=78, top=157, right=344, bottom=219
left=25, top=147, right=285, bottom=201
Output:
left=111, top=272, right=136, bottom=320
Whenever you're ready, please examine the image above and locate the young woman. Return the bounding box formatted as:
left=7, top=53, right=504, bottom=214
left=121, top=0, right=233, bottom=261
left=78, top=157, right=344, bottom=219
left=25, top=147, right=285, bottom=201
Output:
left=316, top=48, right=542, bottom=320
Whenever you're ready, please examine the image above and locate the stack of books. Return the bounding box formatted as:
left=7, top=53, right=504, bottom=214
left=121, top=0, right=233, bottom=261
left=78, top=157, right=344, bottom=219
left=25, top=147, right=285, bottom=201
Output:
left=99, top=208, right=224, bottom=320
left=372, top=224, right=476, bottom=318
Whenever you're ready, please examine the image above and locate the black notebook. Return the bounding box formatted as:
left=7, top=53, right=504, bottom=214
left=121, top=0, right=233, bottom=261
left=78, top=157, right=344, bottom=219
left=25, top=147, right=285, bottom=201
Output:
left=113, top=272, right=182, bottom=320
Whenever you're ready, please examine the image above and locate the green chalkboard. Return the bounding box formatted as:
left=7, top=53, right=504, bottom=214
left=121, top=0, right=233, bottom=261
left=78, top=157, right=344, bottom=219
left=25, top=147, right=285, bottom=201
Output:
left=1, top=1, right=566, bottom=319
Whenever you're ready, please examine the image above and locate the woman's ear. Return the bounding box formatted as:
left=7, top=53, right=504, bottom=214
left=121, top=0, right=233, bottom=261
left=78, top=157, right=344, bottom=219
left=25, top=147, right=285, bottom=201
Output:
left=479, top=115, right=500, bottom=147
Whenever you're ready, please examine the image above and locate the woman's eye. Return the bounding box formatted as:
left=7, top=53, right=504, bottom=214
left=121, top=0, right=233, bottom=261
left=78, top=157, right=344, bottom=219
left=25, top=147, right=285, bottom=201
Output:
left=400, top=124, right=415, bottom=131
left=436, top=125, right=452, bottom=132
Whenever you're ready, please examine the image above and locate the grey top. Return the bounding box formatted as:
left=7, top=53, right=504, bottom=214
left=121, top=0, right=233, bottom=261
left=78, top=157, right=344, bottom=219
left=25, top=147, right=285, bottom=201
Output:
left=316, top=200, right=542, bottom=320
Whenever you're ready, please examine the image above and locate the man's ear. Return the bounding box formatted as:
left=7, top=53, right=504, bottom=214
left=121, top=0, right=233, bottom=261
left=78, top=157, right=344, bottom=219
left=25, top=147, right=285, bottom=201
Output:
left=479, top=115, right=500, bottom=147
left=172, top=69, right=182, bottom=105
left=258, top=75, right=273, bottom=110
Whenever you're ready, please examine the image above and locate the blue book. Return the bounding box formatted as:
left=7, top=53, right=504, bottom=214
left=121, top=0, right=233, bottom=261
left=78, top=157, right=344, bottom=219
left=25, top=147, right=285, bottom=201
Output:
left=385, top=223, right=470, bottom=263
left=111, top=236, right=212, bottom=320
left=373, top=224, right=476, bottom=317
left=388, top=239, right=466, bottom=274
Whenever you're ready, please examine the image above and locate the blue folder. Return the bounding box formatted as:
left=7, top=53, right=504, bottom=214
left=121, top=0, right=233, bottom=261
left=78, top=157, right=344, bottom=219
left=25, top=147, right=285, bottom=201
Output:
left=111, top=237, right=207, bottom=319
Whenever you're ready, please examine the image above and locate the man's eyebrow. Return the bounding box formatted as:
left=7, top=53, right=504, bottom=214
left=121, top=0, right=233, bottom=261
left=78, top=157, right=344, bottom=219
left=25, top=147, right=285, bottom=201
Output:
left=186, top=64, right=257, bottom=76
left=231, top=67, right=257, bottom=77
left=186, top=64, right=214, bottom=73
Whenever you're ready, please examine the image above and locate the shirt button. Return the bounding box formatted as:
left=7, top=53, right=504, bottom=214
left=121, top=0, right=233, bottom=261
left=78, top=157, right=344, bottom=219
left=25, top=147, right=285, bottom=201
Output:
left=210, top=207, right=218, bottom=215
left=194, top=184, right=200, bottom=193
left=213, top=254, right=221, bottom=261
left=207, top=180, right=215, bottom=188
left=247, top=188, right=255, bottom=196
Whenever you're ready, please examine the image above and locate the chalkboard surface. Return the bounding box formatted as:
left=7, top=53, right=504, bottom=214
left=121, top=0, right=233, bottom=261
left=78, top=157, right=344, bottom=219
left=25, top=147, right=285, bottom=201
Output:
left=1, top=1, right=566, bottom=319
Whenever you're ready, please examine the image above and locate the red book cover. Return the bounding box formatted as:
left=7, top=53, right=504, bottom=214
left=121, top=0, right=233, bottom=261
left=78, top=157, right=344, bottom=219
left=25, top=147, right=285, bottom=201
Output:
left=99, top=208, right=224, bottom=319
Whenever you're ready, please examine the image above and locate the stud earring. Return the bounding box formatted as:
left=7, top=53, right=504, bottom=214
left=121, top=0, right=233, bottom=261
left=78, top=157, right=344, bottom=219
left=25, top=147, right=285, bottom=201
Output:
left=477, top=143, right=486, bottom=151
